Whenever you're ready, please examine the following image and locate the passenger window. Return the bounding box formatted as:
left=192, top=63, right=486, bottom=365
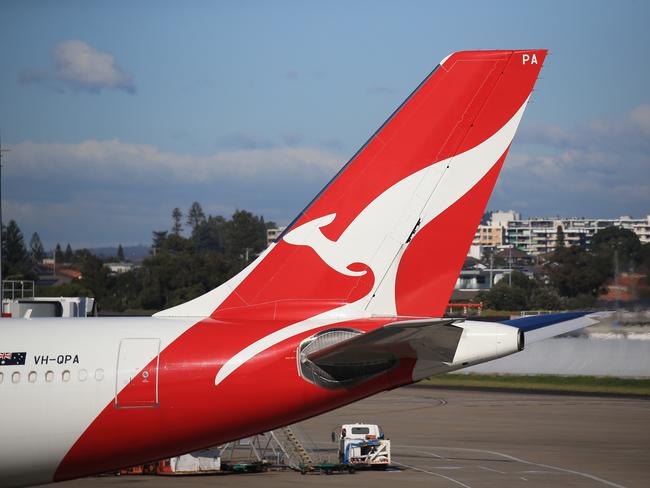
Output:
left=62, top=370, right=71, bottom=382
left=28, top=371, right=37, bottom=383
left=45, top=371, right=54, bottom=382
left=12, top=372, right=21, bottom=383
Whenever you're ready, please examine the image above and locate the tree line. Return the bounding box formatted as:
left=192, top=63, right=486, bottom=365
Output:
left=2, top=207, right=649, bottom=313
left=1, top=202, right=273, bottom=313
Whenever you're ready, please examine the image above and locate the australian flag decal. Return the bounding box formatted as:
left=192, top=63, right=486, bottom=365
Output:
left=0, top=352, right=26, bottom=366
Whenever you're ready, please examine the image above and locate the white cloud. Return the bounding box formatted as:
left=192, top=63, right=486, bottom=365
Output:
left=7, top=140, right=342, bottom=184
left=494, top=104, right=650, bottom=218
left=8, top=105, right=649, bottom=247
left=519, top=104, right=650, bottom=152
left=20, top=40, right=135, bottom=93
left=5, top=139, right=343, bottom=246
left=629, top=104, right=650, bottom=136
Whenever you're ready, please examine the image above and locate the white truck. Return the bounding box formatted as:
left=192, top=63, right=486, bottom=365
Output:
left=2, top=296, right=96, bottom=318
left=333, top=423, right=390, bottom=469
left=2, top=280, right=95, bottom=318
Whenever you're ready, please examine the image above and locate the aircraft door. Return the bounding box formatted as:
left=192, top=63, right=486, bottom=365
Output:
left=115, top=338, right=160, bottom=408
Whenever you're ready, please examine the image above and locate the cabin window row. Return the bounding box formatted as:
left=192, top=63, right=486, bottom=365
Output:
left=0, top=368, right=105, bottom=384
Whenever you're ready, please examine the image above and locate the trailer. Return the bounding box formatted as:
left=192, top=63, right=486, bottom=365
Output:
left=300, top=463, right=355, bottom=475
left=333, top=423, right=390, bottom=469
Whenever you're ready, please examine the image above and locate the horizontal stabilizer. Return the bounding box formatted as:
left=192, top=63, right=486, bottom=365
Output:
left=306, top=318, right=460, bottom=366
left=300, top=318, right=523, bottom=386
left=503, top=312, right=613, bottom=344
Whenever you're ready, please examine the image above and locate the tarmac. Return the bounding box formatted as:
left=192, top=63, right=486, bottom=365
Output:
left=51, top=386, right=650, bottom=488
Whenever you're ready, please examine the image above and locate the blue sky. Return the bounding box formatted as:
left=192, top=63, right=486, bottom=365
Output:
left=1, top=0, right=649, bottom=249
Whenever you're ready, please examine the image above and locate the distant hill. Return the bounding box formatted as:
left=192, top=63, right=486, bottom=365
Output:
left=89, top=245, right=152, bottom=262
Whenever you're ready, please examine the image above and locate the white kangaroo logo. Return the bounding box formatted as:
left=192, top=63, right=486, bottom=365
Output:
left=283, top=213, right=367, bottom=277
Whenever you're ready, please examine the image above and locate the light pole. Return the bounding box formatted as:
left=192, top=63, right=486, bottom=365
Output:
left=0, top=133, right=9, bottom=309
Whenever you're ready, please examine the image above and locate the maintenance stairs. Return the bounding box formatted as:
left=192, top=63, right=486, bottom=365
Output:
left=277, top=426, right=315, bottom=469
left=219, top=425, right=319, bottom=471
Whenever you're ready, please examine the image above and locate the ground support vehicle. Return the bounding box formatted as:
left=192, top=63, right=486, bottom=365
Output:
left=334, top=423, right=391, bottom=469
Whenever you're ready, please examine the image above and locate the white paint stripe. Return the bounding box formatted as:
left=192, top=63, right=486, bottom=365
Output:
left=214, top=302, right=367, bottom=385
left=412, top=448, right=444, bottom=459
left=395, top=444, right=628, bottom=488
left=439, top=53, right=453, bottom=67
left=391, top=460, right=472, bottom=488
left=478, top=465, right=507, bottom=474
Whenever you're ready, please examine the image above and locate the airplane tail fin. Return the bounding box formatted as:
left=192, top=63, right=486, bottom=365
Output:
left=156, top=50, right=546, bottom=320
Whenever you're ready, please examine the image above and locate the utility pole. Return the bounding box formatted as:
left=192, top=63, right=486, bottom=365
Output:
left=508, top=247, right=512, bottom=286
left=489, top=253, right=494, bottom=288
left=614, top=247, right=620, bottom=323
left=0, top=133, right=10, bottom=308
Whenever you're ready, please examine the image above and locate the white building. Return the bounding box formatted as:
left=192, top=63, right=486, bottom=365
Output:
left=469, top=211, right=650, bottom=257
left=105, top=262, right=137, bottom=274
left=491, top=210, right=521, bottom=228
left=266, top=226, right=287, bottom=247
left=504, top=215, right=650, bottom=255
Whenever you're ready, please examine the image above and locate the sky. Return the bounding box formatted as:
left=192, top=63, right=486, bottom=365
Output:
left=1, top=0, right=649, bottom=249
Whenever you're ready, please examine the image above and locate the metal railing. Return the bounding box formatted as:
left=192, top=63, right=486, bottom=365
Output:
left=1, top=280, right=35, bottom=300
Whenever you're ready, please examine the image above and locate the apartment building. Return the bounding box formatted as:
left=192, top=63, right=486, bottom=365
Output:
left=505, top=215, right=650, bottom=255
left=268, top=212, right=650, bottom=257
left=472, top=210, right=520, bottom=248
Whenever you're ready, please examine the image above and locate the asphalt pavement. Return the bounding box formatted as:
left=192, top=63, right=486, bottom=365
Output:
left=52, top=386, right=650, bottom=488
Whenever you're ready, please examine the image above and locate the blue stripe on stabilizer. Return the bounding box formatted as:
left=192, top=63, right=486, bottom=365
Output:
left=502, top=312, right=589, bottom=332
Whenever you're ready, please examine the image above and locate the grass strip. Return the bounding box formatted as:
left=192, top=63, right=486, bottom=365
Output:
left=418, top=373, right=650, bottom=396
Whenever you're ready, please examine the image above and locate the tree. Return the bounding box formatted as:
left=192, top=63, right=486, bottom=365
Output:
left=547, top=246, right=610, bottom=297
left=2, top=220, right=31, bottom=277
left=76, top=251, right=110, bottom=299
left=172, top=207, right=183, bottom=236
left=64, top=243, right=74, bottom=263
left=117, top=244, right=125, bottom=262
left=529, top=286, right=562, bottom=310
left=478, top=271, right=561, bottom=311
left=55, top=243, right=64, bottom=263
left=590, top=226, right=641, bottom=272
left=30, top=232, right=46, bottom=262
left=224, top=210, right=267, bottom=260
left=152, top=231, right=168, bottom=254
left=193, top=215, right=226, bottom=252
left=187, top=202, right=206, bottom=234
left=478, top=278, right=529, bottom=311
left=555, top=225, right=565, bottom=251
